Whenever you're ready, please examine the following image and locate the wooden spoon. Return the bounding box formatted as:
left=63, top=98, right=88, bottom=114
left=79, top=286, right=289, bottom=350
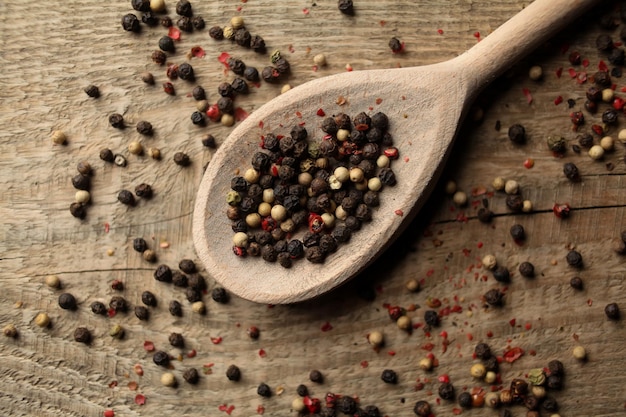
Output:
left=194, top=0, right=598, bottom=304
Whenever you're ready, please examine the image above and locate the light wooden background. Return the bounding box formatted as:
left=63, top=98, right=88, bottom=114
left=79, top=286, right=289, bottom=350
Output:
left=2, top=0, right=626, bottom=416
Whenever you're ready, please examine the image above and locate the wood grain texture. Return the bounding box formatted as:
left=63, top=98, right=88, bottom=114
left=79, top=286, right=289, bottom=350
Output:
left=2, top=0, right=626, bottom=416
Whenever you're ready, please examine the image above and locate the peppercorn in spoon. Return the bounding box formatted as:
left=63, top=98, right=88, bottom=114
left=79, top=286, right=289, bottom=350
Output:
left=194, top=0, right=600, bottom=304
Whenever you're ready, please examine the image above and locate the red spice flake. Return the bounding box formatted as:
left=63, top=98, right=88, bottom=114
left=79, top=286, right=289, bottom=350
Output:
left=439, top=331, right=448, bottom=339
left=524, top=323, right=532, bottom=330
left=187, top=349, right=197, bottom=358
left=345, top=64, right=353, bottom=72
left=190, top=46, right=205, bottom=58
left=437, top=28, right=444, bottom=35
left=210, top=336, right=223, bottom=344
left=302, top=7, right=309, bottom=14
left=206, top=103, right=221, bottom=121
left=555, top=67, right=563, bottom=78
left=128, top=381, right=138, bottom=391
left=133, top=364, right=144, bottom=376
left=103, top=410, right=115, bottom=417
left=508, top=318, right=516, bottom=327
left=568, top=68, right=577, bottom=78
left=599, top=60, right=608, bottom=71
left=486, top=330, right=494, bottom=338
left=521, top=87, right=533, bottom=104
left=403, top=156, right=410, bottom=163
left=375, top=98, right=383, bottom=105
left=134, top=394, right=146, bottom=406
left=467, top=333, right=474, bottom=341
left=553, top=203, right=571, bottom=218
left=554, top=95, right=563, bottom=105
left=304, top=397, right=321, bottom=414
left=523, top=158, right=534, bottom=169
left=108, top=380, right=118, bottom=389
left=321, top=322, right=333, bottom=332
left=218, top=404, right=236, bottom=415
left=426, top=297, right=441, bottom=308
left=422, top=342, right=435, bottom=351
left=143, top=341, right=155, bottom=352
left=462, top=248, right=471, bottom=257
left=473, top=31, right=481, bottom=40
left=168, top=27, right=181, bottom=40
left=591, top=124, right=604, bottom=135
left=577, top=72, right=587, bottom=84
left=257, top=405, right=265, bottom=415
left=218, top=52, right=231, bottom=69
left=387, top=350, right=396, bottom=356
left=107, top=308, right=117, bottom=318
left=587, top=298, right=593, bottom=306
left=202, top=363, right=214, bottom=375
left=104, top=223, right=110, bottom=233
left=360, top=360, right=369, bottom=368
left=316, top=108, right=326, bottom=117
left=503, top=346, right=524, bottom=363
left=258, top=348, right=267, bottom=358
left=453, top=408, right=462, bottom=415
left=582, top=59, right=590, bottom=67
left=394, top=209, right=404, bottom=216
left=573, top=333, right=579, bottom=341
left=234, top=107, right=249, bottom=121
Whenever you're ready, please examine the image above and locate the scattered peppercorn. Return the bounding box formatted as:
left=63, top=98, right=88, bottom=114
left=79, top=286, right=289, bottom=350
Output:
left=247, top=326, right=260, bottom=339
left=134, top=306, right=149, bottom=321
left=338, top=396, right=357, bottom=414
left=173, top=152, right=191, bottom=166
left=388, top=37, right=403, bottom=53
left=492, top=265, right=510, bottom=282
left=458, top=392, right=472, bottom=408
left=109, top=296, right=128, bottom=312
left=169, top=300, right=183, bottom=316
left=226, top=364, right=241, bottom=381
left=424, top=310, right=440, bottom=327
left=510, top=224, right=525, bottom=242
left=91, top=301, right=107, bottom=315
left=108, top=113, right=124, bottom=129
left=69, top=202, right=87, bottom=219
left=566, top=250, right=583, bottom=268
left=257, top=382, right=272, bottom=397
left=182, top=367, right=199, bottom=384
left=518, top=261, right=535, bottom=278
left=296, top=384, right=308, bottom=396
left=74, top=327, right=91, bottom=344
left=413, top=400, right=431, bottom=417
left=117, top=190, right=135, bottom=206
left=338, top=0, right=354, bottom=15
left=309, top=369, right=324, bottom=383
left=122, top=13, right=140, bottom=32
left=605, top=302, right=620, bottom=320
left=153, top=350, right=170, bottom=367
left=58, top=293, right=77, bottom=310
left=508, top=124, right=526, bottom=143
left=438, top=382, right=455, bottom=400
left=484, top=288, right=504, bottom=306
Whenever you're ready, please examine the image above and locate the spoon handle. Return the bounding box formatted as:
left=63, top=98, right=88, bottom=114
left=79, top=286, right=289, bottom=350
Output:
left=459, top=0, right=601, bottom=92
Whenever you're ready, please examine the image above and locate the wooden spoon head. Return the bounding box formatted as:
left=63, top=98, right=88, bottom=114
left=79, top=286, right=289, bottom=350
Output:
left=193, top=64, right=468, bottom=304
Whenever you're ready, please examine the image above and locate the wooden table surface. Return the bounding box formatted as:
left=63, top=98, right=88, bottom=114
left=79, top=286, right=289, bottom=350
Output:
left=2, top=1, right=626, bottom=416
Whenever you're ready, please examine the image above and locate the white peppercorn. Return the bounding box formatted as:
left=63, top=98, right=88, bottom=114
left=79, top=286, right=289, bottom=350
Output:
left=444, top=180, right=457, bottom=195
left=452, top=191, right=467, bottom=206
left=334, top=166, right=349, bottom=182
left=504, top=179, right=519, bottom=195
left=232, top=232, right=249, bottom=248
left=45, top=275, right=61, bottom=288
left=270, top=205, right=287, bottom=222
left=51, top=130, right=67, bottom=145
left=246, top=213, right=261, bottom=228
left=75, top=190, right=90, bottom=204
left=602, top=88, right=615, bottom=102
left=573, top=345, right=587, bottom=360
left=3, top=324, right=18, bottom=338
left=470, top=363, right=486, bottom=379
left=221, top=114, right=235, bottom=127
left=244, top=168, right=260, bottom=183
left=336, top=129, right=350, bottom=142
left=368, top=331, right=384, bottom=347
left=35, top=312, right=50, bottom=328
left=419, top=357, right=433, bottom=371
left=396, top=315, right=411, bottom=330
left=588, top=145, right=605, bottom=160
left=376, top=154, right=390, bottom=168
left=298, top=172, right=313, bottom=186
left=150, top=0, right=166, bottom=12
left=161, top=372, right=177, bottom=387
left=600, top=135, right=614, bottom=151
left=292, top=397, right=305, bottom=413
left=406, top=278, right=420, bottom=292
left=321, top=213, right=335, bottom=229
left=129, top=141, right=143, bottom=155
left=313, top=53, right=327, bottom=66
left=485, top=371, right=497, bottom=384
left=529, top=65, right=543, bottom=80
left=280, top=84, right=291, bottom=94
left=230, top=16, right=244, bottom=29
left=522, top=199, right=533, bottom=213
left=148, top=147, right=161, bottom=160
left=492, top=176, right=505, bottom=191
left=191, top=301, right=206, bottom=314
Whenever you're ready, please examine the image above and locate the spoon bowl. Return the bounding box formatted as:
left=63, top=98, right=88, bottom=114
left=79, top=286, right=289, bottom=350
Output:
left=194, top=0, right=598, bottom=304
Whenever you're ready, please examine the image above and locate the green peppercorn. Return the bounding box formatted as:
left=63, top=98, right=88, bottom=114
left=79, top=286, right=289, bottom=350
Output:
left=547, top=135, right=566, bottom=153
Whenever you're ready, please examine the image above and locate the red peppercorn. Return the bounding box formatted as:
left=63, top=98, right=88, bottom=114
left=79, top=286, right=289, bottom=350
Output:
left=553, top=203, right=571, bottom=218
left=163, top=82, right=175, bottom=95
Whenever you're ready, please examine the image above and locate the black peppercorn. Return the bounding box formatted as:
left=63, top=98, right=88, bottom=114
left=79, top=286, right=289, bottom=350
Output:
left=201, top=134, right=216, bottom=148
left=484, top=288, right=504, bottom=306
left=99, top=148, right=115, bottom=163
left=477, top=207, right=494, bottom=223
left=58, top=293, right=77, bottom=310
left=192, top=16, right=205, bottom=30
left=524, top=395, right=540, bottom=410
left=596, top=34, right=614, bottom=51
left=569, top=276, right=583, bottom=290
left=211, top=287, right=229, bottom=303
left=309, top=369, right=324, bottom=383
left=173, top=152, right=191, bottom=166
left=274, top=58, right=290, bottom=74
left=153, top=350, right=170, bottom=367
left=121, top=13, right=140, bottom=32
left=510, top=378, right=528, bottom=397
left=191, top=111, right=205, bottom=125
left=91, top=301, right=107, bottom=315
left=510, top=224, right=525, bottom=241
left=492, top=265, right=510, bottom=282
left=191, top=86, right=206, bottom=101
left=474, top=342, right=492, bottom=359
left=178, top=63, right=195, bottom=81
left=563, top=162, right=580, bottom=181
left=296, top=384, right=308, bottom=396
left=338, top=0, right=354, bottom=15
left=227, top=57, right=246, bottom=75
left=438, top=382, right=455, bottom=400
left=541, top=396, right=559, bottom=412
left=483, top=355, right=499, bottom=372
left=387, top=37, right=403, bottom=53
left=169, top=332, right=184, bottom=348
left=176, top=0, right=193, bottom=16
left=154, top=264, right=173, bottom=283
left=257, top=382, right=272, bottom=397
left=602, top=108, right=619, bottom=124
left=141, top=291, right=157, bottom=307
left=169, top=300, right=183, bottom=316
left=605, top=302, right=620, bottom=320
left=424, top=310, right=440, bottom=327
left=117, top=190, right=135, bottom=206
left=378, top=167, right=396, bottom=186
left=172, top=271, right=188, bottom=287
left=234, top=28, right=251, bottom=47
left=217, top=96, right=234, bottom=114
left=508, top=124, right=526, bottom=143
left=152, top=50, right=167, bottom=65
left=141, top=11, right=158, bottom=26
left=413, top=400, right=431, bottom=417
left=546, top=374, right=563, bottom=390
left=158, top=35, right=175, bottom=52
left=160, top=16, right=172, bottom=27
left=209, top=26, right=224, bottom=39
left=261, top=66, right=279, bottom=82
left=186, top=287, right=202, bottom=303
left=178, top=259, right=196, bottom=274
left=109, top=113, right=124, bottom=129
left=547, top=359, right=564, bottom=376
left=250, top=35, right=266, bottom=52
left=594, top=70, right=612, bottom=87
left=177, top=16, right=193, bottom=32
left=74, top=327, right=91, bottom=344
left=381, top=369, right=398, bottom=384
left=241, top=67, right=260, bottom=84
left=566, top=250, right=583, bottom=268
left=226, top=364, right=241, bottom=381
left=132, top=0, right=151, bottom=11
left=183, top=367, right=199, bottom=384
left=134, top=183, right=153, bottom=199
left=134, top=306, right=150, bottom=321
left=518, top=261, right=535, bottom=278
left=457, top=392, right=472, bottom=408
left=277, top=252, right=292, bottom=268
left=109, top=296, right=128, bottom=313
left=231, top=77, right=249, bottom=94
left=71, top=174, right=90, bottom=191
left=338, top=396, right=357, bottom=414
left=69, top=202, right=86, bottom=219
left=84, top=84, right=100, bottom=98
